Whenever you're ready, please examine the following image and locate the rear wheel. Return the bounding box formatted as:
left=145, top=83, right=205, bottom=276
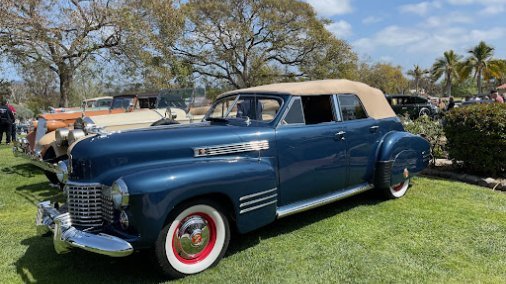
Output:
left=383, top=178, right=410, bottom=199
left=155, top=200, right=230, bottom=279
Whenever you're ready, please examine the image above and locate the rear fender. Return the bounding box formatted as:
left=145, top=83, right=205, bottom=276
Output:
left=120, top=158, right=278, bottom=247
left=375, top=131, right=430, bottom=188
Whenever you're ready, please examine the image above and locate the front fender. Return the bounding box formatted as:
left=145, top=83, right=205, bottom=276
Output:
left=120, top=157, right=278, bottom=247
left=375, top=131, right=430, bottom=187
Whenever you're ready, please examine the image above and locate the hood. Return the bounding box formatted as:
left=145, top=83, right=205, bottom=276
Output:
left=68, top=122, right=275, bottom=183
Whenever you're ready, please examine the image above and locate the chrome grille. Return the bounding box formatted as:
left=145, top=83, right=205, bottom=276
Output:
left=66, top=183, right=114, bottom=227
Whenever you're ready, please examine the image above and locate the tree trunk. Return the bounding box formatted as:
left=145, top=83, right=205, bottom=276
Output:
left=58, top=68, right=73, bottom=107
left=445, top=74, right=451, bottom=97
left=477, top=69, right=482, bottom=94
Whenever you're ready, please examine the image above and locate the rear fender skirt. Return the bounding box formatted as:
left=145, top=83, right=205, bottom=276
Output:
left=375, top=131, right=430, bottom=188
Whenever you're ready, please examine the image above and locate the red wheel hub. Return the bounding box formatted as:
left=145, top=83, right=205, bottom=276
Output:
left=171, top=212, right=217, bottom=264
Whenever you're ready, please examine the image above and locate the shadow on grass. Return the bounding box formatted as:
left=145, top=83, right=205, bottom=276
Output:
left=15, top=190, right=384, bottom=283
left=1, top=163, right=41, bottom=178
left=15, top=182, right=64, bottom=205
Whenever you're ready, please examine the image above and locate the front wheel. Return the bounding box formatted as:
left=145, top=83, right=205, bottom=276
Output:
left=383, top=178, right=410, bottom=199
left=155, top=200, right=230, bottom=279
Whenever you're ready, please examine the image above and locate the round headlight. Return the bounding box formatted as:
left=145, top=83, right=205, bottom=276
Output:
left=56, top=160, right=68, bottom=184
left=111, top=178, right=129, bottom=209
left=55, top=128, right=70, bottom=146
left=68, top=129, right=85, bottom=145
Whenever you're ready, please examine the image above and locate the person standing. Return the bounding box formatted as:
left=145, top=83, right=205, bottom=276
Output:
left=0, top=98, right=15, bottom=145
left=7, top=101, right=16, bottom=141
left=491, top=90, right=504, bottom=103
left=447, top=97, right=455, bottom=111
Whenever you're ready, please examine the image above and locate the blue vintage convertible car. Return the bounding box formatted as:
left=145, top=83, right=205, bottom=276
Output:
left=36, top=80, right=430, bottom=278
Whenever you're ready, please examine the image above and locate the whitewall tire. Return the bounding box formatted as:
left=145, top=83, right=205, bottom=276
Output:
left=385, top=178, right=410, bottom=199
left=155, top=200, right=230, bottom=278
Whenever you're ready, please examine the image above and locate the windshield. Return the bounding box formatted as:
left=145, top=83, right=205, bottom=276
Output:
left=157, top=95, right=188, bottom=109
left=111, top=96, right=135, bottom=110
left=206, top=94, right=282, bottom=123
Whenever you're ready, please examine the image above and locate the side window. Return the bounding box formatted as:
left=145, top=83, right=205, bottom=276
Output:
left=301, top=95, right=335, bottom=125
left=338, top=94, right=367, bottom=121
left=282, top=98, right=305, bottom=124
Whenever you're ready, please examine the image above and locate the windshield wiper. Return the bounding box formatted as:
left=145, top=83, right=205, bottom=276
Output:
left=205, top=117, right=229, bottom=123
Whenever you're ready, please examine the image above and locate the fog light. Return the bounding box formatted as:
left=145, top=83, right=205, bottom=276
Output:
left=119, top=210, right=129, bottom=230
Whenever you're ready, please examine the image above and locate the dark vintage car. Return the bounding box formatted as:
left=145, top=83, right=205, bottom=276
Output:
left=386, top=95, right=438, bottom=118
left=35, top=80, right=430, bottom=278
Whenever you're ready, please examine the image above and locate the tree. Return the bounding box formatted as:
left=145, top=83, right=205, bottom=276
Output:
left=118, top=0, right=192, bottom=89
left=407, top=65, right=429, bottom=94
left=431, top=50, right=462, bottom=97
left=172, top=0, right=355, bottom=88
left=358, top=62, right=409, bottom=94
left=0, top=0, right=126, bottom=107
left=461, top=41, right=501, bottom=94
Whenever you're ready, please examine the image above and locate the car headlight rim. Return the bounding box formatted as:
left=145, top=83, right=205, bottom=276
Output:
left=55, top=128, right=70, bottom=147
left=111, top=178, right=129, bottom=209
left=56, top=160, right=68, bottom=184
left=68, top=129, right=86, bottom=145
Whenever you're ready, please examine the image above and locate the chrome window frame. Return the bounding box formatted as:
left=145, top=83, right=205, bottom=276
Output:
left=277, top=96, right=306, bottom=127
left=206, top=93, right=284, bottom=124
left=336, top=93, right=370, bottom=121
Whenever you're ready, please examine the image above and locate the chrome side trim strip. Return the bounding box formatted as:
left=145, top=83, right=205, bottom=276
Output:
left=194, top=140, right=269, bottom=157
left=240, top=194, right=278, bottom=208
left=276, top=183, right=373, bottom=219
left=240, top=200, right=277, bottom=214
left=239, top=187, right=277, bottom=201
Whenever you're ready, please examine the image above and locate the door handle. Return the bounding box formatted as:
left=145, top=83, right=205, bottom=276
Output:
left=335, top=131, right=346, bottom=140
left=369, top=125, right=379, bottom=133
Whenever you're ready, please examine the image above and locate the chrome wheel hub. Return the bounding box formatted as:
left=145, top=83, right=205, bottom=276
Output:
left=174, top=215, right=211, bottom=259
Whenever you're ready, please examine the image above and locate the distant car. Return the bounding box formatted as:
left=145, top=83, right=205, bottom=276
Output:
left=461, top=95, right=493, bottom=107
left=386, top=95, right=438, bottom=119
left=35, top=79, right=430, bottom=278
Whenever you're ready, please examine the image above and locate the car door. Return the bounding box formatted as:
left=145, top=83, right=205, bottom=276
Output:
left=276, top=95, right=348, bottom=206
left=336, top=94, right=381, bottom=187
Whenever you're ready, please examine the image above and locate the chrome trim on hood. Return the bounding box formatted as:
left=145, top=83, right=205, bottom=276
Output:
left=193, top=140, right=269, bottom=157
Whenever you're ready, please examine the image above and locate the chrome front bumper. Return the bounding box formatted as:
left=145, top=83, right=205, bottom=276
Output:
left=36, top=201, right=133, bottom=257
left=13, top=143, right=60, bottom=174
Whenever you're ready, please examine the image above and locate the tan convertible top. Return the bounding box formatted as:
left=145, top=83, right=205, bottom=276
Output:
left=221, top=79, right=396, bottom=119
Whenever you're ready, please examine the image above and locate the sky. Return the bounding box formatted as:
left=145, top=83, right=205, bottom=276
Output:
left=306, top=0, right=506, bottom=71
left=2, top=0, right=506, bottom=81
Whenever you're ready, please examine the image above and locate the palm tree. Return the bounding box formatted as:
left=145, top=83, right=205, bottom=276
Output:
left=407, top=65, right=429, bottom=94
left=461, top=41, right=501, bottom=94
left=431, top=50, right=462, bottom=97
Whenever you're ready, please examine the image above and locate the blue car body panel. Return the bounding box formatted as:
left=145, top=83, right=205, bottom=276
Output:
left=66, top=92, right=430, bottom=249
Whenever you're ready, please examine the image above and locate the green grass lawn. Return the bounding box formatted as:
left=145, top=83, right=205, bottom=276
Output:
left=1, top=145, right=506, bottom=283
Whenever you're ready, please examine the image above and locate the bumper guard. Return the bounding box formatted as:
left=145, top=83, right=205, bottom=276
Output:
left=36, top=201, right=133, bottom=257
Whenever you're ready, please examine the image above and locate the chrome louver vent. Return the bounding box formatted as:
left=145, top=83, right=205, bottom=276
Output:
left=66, top=183, right=114, bottom=227
left=194, top=140, right=270, bottom=157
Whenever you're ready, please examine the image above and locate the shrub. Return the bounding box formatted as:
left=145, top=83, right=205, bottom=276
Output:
left=444, top=103, right=506, bottom=177
left=402, top=114, right=445, bottom=166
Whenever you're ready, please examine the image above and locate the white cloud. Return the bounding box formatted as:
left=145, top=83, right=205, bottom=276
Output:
left=445, top=0, right=506, bottom=15
left=399, top=1, right=442, bottom=16
left=362, top=16, right=383, bottom=25
left=326, top=20, right=352, bottom=37
left=305, top=0, right=352, bottom=17
left=352, top=24, right=506, bottom=58
left=423, top=12, right=473, bottom=28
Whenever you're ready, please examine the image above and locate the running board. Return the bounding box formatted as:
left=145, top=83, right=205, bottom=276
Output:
left=276, top=183, right=373, bottom=219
